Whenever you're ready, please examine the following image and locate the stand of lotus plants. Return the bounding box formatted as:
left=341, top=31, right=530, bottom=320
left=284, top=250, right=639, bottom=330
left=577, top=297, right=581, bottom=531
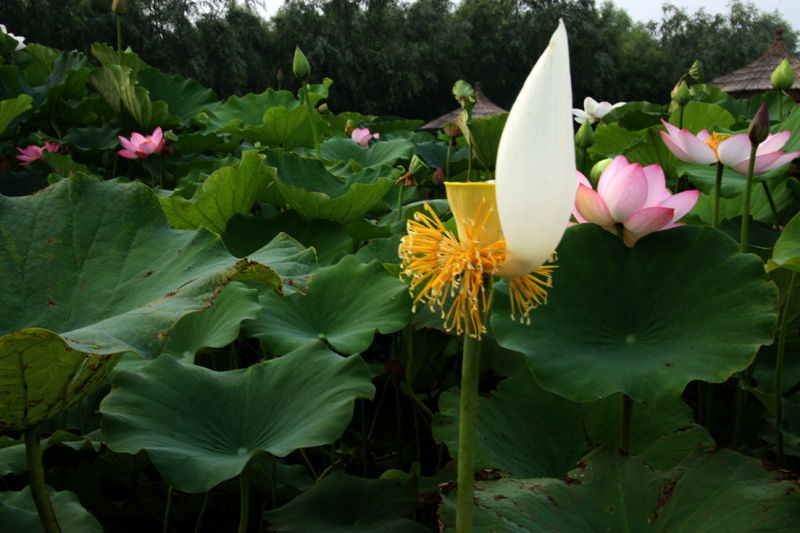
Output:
left=1, top=14, right=799, bottom=533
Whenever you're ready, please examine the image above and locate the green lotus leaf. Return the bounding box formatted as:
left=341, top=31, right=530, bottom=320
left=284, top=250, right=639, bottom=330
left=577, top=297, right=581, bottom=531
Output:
left=243, top=256, right=412, bottom=355
left=136, top=67, right=218, bottom=125
left=159, top=150, right=274, bottom=233
left=208, top=89, right=299, bottom=131
left=768, top=211, right=800, bottom=272
left=590, top=122, right=677, bottom=180
left=492, top=225, right=777, bottom=404
left=61, top=124, right=121, bottom=153
left=433, top=369, right=713, bottom=478
left=0, top=486, right=102, bottom=532
left=263, top=471, right=428, bottom=533
left=90, top=42, right=148, bottom=73
left=265, top=149, right=395, bottom=227
left=463, top=113, right=507, bottom=172
left=0, top=94, right=32, bottom=134
left=241, top=105, right=330, bottom=150
left=438, top=446, right=800, bottom=532
left=320, top=136, right=415, bottom=169
left=691, top=177, right=793, bottom=226
left=0, top=430, right=100, bottom=476
left=668, top=100, right=735, bottom=134
left=100, top=342, right=375, bottom=493
left=222, top=211, right=352, bottom=267
left=87, top=63, right=177, bottom=130
left=0, top=176, right=281, bottom=429
left=677, top=161, right=756, bottom=198
left=160, top=282, right=261, bottom=359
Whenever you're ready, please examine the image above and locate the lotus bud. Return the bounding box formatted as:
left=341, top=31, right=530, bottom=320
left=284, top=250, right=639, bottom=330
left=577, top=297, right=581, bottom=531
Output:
left=292, top=46, right=310, bottom=81
left=442, top=122, right=462, bottom=139
left=277, top=68, right=284, bottom=81
left=748, top=102, right=770, bottom=146
left=674, top=81, right=690, bottom=106
left=771, top=58, right=794, bottom=91
left=589, top=158, right=612, bottom=187
left=575, top=120, right=594, bottom=148
left=433, top=165, right=444, bottom=185
left=111, top=0, right=127, bottom=15
left=689, top=60, right=703, bottom=82
left=317, top=103, right=329, bottom=116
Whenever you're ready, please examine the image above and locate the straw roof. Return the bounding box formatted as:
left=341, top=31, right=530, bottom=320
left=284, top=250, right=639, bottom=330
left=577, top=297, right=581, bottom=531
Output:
left=418, top=82, right=508, bottom=132
left=709, top=28, right=800, bottom=101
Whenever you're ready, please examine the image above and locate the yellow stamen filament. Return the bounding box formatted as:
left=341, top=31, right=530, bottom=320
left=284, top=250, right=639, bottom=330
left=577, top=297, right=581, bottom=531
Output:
left=399, top=202, right=555, bottom=339
left=702, top=132, right=733, bottom=160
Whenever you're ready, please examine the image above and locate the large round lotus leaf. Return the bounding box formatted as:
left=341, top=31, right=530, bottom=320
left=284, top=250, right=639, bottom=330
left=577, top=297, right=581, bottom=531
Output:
left=0, top=486, right=102, bottom=532
left=263, top=470, right=428, bottom=533
left=243, top=256, right=412, bottom=355
left=100, top=342, right=375, bottom=493
left=0, top=176, right=281, bottom=429
left=492, top=225, right=778, bottom=404
left=433, top=369, right=713, bottom=478
left=438, top=446, right=800, bottom=532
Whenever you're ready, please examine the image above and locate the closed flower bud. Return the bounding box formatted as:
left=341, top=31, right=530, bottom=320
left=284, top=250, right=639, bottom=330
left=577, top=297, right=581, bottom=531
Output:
left=317, top=103, right=329, bottom=115
left=771, top=58, right=794, bottom=91
left=111, top=0, right=127, bottom=15
left=575, top=120, right=594, bottom=148
left=674, top=81, right=690, bottom=106
left=589, top=158, right=612, bottom=187
left=442, top=122, right=462, bottom=139
left=433, top=165, right=444, bottom=185
left=292, top=46, right=310, bottom=81
left=277, top=69, right=284, bottom=81
left=748, top=102, right=770, bottom=145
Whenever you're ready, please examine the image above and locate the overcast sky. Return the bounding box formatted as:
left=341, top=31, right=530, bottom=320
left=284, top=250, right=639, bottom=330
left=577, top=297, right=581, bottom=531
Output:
left=612, top=0, right=799, bottom=31
left=256, top=1, right=799, bottom=32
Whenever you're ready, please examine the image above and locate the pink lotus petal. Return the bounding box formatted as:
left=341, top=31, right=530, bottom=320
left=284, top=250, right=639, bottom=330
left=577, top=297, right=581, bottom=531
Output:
left=602, top=163, right=648, bottom=221
left=624, top=206, right=675, bottom=234
left=717, top=134, right=751, bottom=168
left=117, top=149, right=139, bottom=159
left=597, top=155, right=631, bottom=197
left=759, top=131, right=791, bottom=154
left=575, top=183, right=615, bottom=227
left=751, top=151, right=799, bottom=175
left=656, top=189, right=700, bottom=222
left=642, top=164, right=667, bottom=207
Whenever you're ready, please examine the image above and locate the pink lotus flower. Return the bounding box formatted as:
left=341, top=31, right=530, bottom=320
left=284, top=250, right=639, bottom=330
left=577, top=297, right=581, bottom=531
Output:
left=15, top=142, right=61, bottom=166
left=659, top=119, right=723, bottom=165
left=659, top=119, right=799, bottom=175
left=118, top=127, right=165, bottom=159
left=572, top=97, right=625, bottom=125
left=717, top=131, right=799, bottom=176
left=572, top=155, right=699, bottom=246
left=351, top=127, right=379, bottom=147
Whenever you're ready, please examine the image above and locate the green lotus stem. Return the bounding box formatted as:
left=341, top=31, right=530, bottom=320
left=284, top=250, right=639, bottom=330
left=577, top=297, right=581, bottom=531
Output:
left=778, top=93, right=783, bottom=121
left=298, top=448, right=318, bottom=480
left=775, top=270, right=795, bottom=467
left=620, top=394, right=634, bottom=453
left=367, top=378, right=391, bottom=441
left=467, top=145, right=474, bottom=182
left=193, top=491, right=210, bottom=533
left=739, top=143, right=759, bottom=252
left=712, top=163, right=724, bottom=229
left=456, top=330, right=482, bottom=533
left=761, top=181, right=781, bottom=228
left=445, top=141, right=453, bottom=180
left=302, top=84, right=322, bottom=160
left=116, top=15, right=122, bottom=65
left=405, top=325, right=434, bottom=421
left=238, top=467, right=249, bottom=533
left=271, top=454, right=278, bottom=510
left=360, top=400, right=369, bottom=477
left=397, top=185, right=404, bottom=222
left=24, top=425, right=61, bottom=533
left=162, top=485, right=173, bottom=533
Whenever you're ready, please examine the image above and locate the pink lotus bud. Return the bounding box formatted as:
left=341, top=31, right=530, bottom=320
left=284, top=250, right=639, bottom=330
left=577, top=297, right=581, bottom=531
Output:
left=111, top=0, right=127, bottom=15
left=748, top=103, right=770, bottom=146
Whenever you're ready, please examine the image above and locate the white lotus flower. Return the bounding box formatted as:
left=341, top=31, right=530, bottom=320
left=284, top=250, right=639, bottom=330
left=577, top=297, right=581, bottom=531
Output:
left=572, top=96, right=624, bottom=124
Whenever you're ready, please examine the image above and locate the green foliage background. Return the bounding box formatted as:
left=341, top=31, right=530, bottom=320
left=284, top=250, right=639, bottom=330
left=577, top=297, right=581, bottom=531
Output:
left=1, top=0, right=796, bottom=119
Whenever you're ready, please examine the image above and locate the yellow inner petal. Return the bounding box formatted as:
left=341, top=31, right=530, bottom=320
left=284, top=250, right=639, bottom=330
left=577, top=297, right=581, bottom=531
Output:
left=399, top=196, right=556, bottom=339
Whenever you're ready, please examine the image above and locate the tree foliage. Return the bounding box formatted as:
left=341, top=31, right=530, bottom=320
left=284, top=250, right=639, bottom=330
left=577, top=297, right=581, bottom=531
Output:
left=0, top=0, right=795, bottom=119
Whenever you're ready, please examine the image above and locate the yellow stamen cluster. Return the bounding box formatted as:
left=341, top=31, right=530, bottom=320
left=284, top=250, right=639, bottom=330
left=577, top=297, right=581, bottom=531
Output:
left=703, top=132, right=733, bottom=160
left=399, top=202, right=555, bottom=338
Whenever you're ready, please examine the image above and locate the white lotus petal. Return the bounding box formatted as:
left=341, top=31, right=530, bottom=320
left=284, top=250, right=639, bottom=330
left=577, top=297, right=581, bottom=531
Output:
left=495, top=20, right=576, bottom=277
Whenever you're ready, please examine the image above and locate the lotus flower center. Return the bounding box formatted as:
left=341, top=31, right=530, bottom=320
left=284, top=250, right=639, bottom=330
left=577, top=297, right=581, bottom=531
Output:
left=625, top=334, right=635, bottom=344
left=702, top=132, right=732, bottom=159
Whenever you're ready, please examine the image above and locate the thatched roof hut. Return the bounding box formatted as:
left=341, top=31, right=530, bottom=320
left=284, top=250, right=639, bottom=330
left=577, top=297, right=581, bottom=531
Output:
left=709, top=28, right=800, bottom=102
left=418, top=82, right=508, bottom=132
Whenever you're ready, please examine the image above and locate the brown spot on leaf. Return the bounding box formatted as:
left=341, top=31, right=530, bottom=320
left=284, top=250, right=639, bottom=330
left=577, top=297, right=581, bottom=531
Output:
left=665, top=363, right=674, bottom=367
left=47, top=299, right=57, bottom=306
left=144, top=270, right=154, bottom=277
